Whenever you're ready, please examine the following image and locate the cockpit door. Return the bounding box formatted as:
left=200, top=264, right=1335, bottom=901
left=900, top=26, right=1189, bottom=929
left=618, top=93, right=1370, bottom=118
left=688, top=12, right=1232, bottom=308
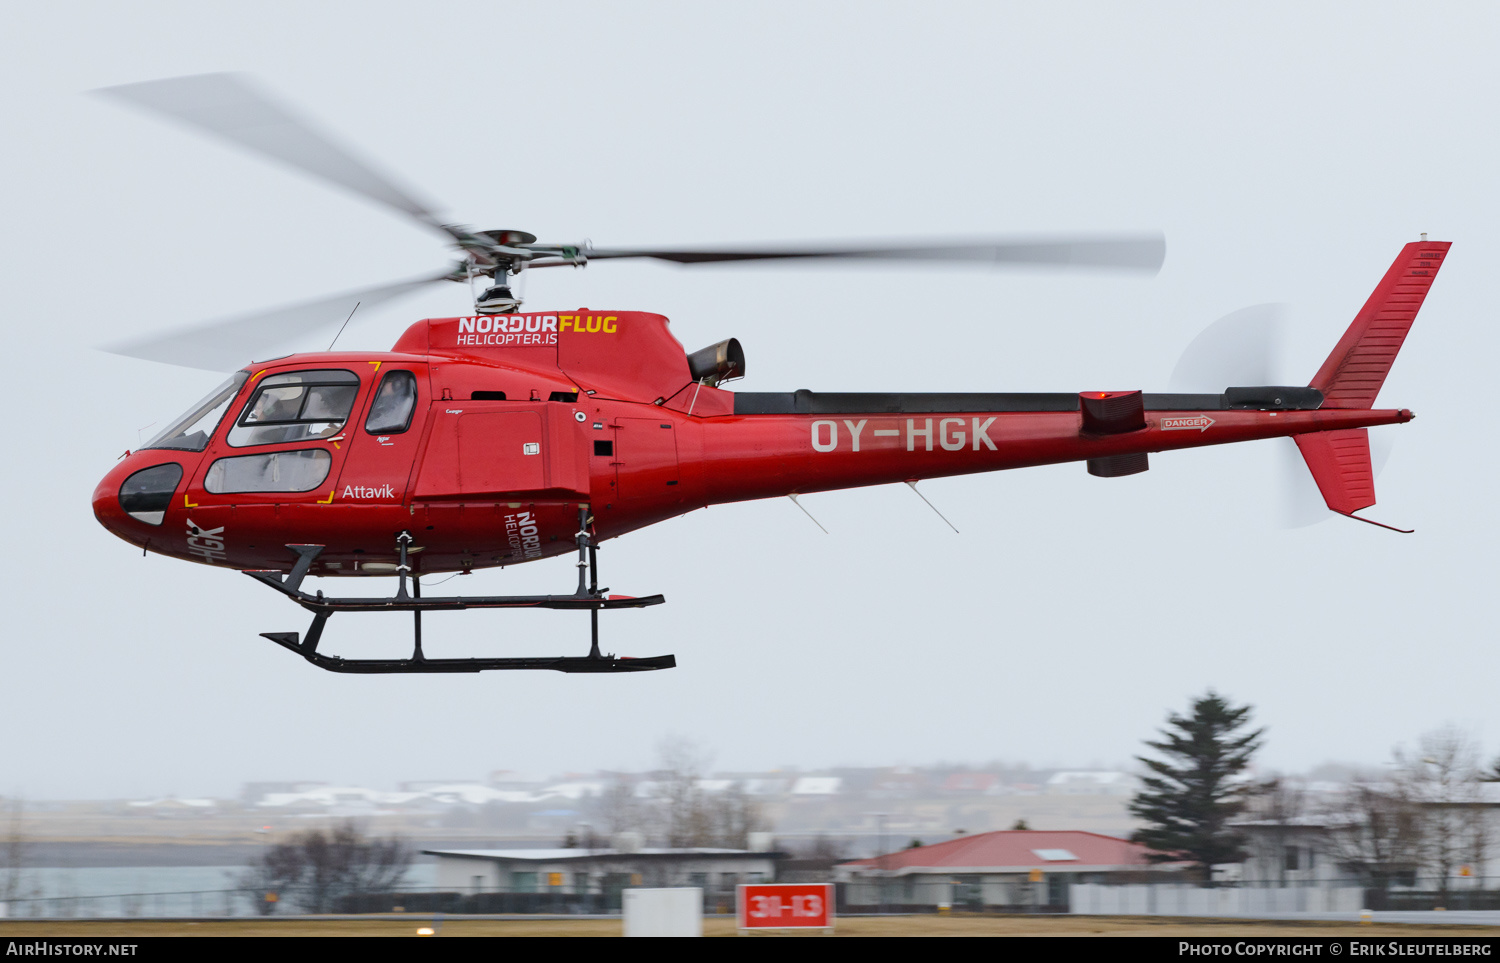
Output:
left=333, top=364, right=427, bottom=506
left=181, top=366, right=367, bottom=512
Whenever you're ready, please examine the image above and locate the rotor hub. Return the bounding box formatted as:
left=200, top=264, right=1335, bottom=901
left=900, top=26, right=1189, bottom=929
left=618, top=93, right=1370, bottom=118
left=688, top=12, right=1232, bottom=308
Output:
left=478, top=229, right=537, bottom=246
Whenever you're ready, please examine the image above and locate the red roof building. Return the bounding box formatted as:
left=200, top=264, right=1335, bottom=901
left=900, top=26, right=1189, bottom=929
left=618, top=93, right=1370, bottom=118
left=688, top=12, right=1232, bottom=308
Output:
left=837, top=830, right=1183, bottom=912
left=939, top=772, right=998, bottom=794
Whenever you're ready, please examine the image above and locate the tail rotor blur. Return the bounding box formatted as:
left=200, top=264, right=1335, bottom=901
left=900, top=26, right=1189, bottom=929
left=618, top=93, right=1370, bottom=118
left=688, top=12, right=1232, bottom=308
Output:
left=1168, top=302, right=1401, bottom=529
left=1168, top=303, right=1288, bottom=392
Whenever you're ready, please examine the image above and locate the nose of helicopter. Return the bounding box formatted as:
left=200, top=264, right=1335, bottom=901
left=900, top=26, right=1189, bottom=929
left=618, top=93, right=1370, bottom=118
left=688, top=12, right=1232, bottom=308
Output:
left=93, top=453, right=188, bottom=547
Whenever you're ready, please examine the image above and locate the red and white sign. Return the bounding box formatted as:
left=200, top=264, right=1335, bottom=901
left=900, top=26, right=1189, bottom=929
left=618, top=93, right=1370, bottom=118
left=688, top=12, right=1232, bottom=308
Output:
left=737, top=883, right=834, bottom=930
left=1160, top=414, right=1216, bottom=432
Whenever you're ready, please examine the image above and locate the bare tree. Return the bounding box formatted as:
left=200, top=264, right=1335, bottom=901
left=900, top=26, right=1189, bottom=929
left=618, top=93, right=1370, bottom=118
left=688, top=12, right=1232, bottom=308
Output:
left=1394, top=726, right=1489, bottom=897
left=590, top=775, right=645, bottom=838
left=239, top=820, right=412, bottom=914
left=656, top=737, right=714, bottom=848
left=599, top=739, right=769, bottom=849
left=240, top=836, right=305, bottom=916
left=657, top=739, right=769, bottom=848
left=1323, top=728, right=1490, bottom=894
left=1322, top=778, right=1422, bottom=889
left=705, top=784, right=767, bottom=849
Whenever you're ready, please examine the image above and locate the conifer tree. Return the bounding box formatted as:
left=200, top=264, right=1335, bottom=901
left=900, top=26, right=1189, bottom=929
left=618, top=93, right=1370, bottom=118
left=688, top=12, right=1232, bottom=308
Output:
left=1129, top=691, right=1263, bottom=881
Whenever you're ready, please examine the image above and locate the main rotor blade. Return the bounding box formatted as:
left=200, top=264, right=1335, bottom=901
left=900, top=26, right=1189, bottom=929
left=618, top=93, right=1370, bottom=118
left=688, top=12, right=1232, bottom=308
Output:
left=102, top=273, right=450, bottom=372
left=96, top=73, right=458, bottom=242
left=569, top=234, right=1166, bottom=272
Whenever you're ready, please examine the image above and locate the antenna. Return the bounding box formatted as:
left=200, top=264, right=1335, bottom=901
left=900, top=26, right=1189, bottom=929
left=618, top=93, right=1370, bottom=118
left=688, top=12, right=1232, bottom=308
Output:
left=905, top=480, right=959, bottom=533
left=327, top=301, right=362, bottom=351
left=787, top=493, right=829, bottom=534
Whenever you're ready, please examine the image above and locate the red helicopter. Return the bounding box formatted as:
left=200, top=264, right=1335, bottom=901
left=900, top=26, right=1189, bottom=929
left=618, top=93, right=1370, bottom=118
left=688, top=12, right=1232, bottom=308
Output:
left=91, top=75, right=1447, bottom=675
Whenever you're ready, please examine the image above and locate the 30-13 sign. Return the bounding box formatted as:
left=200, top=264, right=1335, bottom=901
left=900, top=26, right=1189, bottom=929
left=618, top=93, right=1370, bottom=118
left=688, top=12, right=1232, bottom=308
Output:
left=737, top=883, right=834, bottom=930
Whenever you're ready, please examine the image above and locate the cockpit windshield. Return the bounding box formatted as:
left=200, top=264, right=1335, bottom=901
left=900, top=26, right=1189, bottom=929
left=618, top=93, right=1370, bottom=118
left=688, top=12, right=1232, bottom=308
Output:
left=142, top=371, right=250, bottom=452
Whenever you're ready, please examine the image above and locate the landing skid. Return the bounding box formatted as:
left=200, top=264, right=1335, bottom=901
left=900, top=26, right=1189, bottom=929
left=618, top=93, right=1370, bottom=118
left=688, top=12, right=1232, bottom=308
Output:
left=245, top=510, right=674, bottom=674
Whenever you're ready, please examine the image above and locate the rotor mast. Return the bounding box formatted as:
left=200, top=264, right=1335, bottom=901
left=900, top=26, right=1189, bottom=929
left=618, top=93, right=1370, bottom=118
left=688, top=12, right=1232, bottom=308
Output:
left=472, top=229, right=537, bottom=314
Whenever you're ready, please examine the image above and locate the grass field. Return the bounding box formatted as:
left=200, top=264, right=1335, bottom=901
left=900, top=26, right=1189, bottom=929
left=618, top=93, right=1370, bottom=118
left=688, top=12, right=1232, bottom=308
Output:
left=1, top=915, right=1497, bottom=937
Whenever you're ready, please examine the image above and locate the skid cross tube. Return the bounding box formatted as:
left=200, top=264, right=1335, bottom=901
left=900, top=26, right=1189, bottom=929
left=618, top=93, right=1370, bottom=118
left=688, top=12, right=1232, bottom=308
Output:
left=247, top=519, right=674, bottom=673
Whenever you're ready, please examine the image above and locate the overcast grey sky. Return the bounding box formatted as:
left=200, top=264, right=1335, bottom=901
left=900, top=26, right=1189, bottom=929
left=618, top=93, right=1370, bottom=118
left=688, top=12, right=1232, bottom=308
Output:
left=3, top=2, right=1497, bottom=798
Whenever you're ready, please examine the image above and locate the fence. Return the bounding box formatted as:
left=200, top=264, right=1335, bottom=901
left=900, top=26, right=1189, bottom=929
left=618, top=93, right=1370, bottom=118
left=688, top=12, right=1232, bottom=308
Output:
left=0, top=884, right=688, bottom=919
left=840, top=876, right=1500, bottom=916
left=1072, top=879, right=1500, bottom=916
left=0, top=889, right=251, bottom=919
left=839, top=876, right=1068, bottom=914
left=1069, top=883, right=1364, bottom=916
left=1364, top=887, right=1500, bottom=911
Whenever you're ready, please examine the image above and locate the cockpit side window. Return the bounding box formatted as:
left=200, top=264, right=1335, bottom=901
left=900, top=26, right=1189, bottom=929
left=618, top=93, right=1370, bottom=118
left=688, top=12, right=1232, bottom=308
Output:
left=228, top=369, right=360, bottom=448
left=205, top=450, right=332, bottom=493
left=365, top=370, right=418, bottom=434
left=142, top=371, right=250, bottom=453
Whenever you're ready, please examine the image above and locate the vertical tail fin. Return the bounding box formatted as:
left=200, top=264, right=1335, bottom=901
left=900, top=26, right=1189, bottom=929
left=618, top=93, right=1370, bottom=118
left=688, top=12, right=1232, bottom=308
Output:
left=1310, top=240, right=1450, bottom=408
left=1294, top=240, right=1448, bottom=531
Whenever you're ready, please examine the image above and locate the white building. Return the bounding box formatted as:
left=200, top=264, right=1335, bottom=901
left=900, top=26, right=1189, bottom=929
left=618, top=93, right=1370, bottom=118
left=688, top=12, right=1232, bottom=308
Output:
left=1045, top=771, right=1136, bottom=796
left=425, top=844, right=779, bottom=909
left=790, top=777, right=842, bottom=796
left=1236, top=815, right=1350, bottom=886
left=1237, top=783, right=1500, bottom=891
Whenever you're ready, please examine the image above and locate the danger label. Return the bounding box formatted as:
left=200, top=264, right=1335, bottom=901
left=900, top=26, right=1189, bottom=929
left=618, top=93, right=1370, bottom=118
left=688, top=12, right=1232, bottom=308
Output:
left=1160, top=415, right=1215, bottom=432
